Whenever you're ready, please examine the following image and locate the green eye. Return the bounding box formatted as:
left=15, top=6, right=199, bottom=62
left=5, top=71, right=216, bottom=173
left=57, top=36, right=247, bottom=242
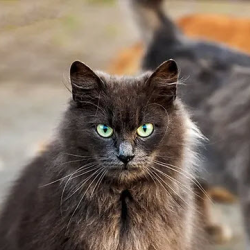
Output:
left=137, top=123, right=154, bottom=137
left=96, top=124, right=113, bottom=138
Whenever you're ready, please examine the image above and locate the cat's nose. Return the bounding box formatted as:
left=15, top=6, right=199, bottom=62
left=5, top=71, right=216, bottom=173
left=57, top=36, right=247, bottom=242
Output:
left=117, top=141, right=135, bottom=164
left=117, top=154, right=135, bottom=164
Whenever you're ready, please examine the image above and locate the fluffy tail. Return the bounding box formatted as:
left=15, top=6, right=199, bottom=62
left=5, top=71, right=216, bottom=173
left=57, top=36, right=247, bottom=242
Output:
left=124, top=0, right=250, bottom=69
left=123, top=0, right=182, bottom=45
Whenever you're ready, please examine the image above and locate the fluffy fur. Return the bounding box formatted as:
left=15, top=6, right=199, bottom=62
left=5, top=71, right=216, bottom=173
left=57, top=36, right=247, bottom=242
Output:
left=127, top=0, right=250, bottom=248
left=0, top=60, right=204, bottom=250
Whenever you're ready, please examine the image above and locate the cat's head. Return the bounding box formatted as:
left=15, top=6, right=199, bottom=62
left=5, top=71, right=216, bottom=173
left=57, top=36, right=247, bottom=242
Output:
left=61, top=60, right=199, bottom=184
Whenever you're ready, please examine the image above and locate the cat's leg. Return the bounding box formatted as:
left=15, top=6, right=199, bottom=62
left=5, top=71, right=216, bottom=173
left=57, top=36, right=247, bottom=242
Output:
left=239, top=184, right=250, bottom=250
left=208, top=187, right=236, bottom=203
left=194, top=181, right=232, bottom=244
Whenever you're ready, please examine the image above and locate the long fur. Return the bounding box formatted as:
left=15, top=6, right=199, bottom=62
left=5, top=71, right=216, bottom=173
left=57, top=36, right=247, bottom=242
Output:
left=0, top=62, right=205, bottom=250
left=127, top=0, right=250, bottom=248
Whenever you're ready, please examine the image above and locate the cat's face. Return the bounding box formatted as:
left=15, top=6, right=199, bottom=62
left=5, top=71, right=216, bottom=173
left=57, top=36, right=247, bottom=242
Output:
left=65, top=60, right=186, bottom=183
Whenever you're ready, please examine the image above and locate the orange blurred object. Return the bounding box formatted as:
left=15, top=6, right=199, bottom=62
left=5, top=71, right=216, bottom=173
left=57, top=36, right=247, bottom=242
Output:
left=108, top=42, right=144, bottom=75
left=108, top=14, right=250, bottom=75
left=179, top=14, right=250, bottom=53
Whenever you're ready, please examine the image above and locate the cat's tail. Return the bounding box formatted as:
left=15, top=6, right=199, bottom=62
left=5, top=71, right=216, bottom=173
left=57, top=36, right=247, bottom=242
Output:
left=124, top=0, right=250, bottom=69
left=123, top=0, right=182, bottom=45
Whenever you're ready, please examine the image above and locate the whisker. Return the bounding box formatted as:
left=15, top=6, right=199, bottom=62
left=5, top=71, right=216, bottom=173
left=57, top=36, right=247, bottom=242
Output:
left=67, top=168, right=104, bottom=228
left=154, top=161, right=209, bottom=193
left=40, top=162, right=96, bottom=187
left=146, top=168, right=158, bottom=188
left=165, top=162, right=209, bottom=199
left=149, top=169, right=173, bottom=200
left=150, top=169, right=191, bottom=213
left=59, top=159, right=86, bottom=166
left=64, top=167, right=100, bottom=202
left=60, top=165, right=98, bottom=214
left=90, top=169, right=107, bottom=198
left=151, top=166, right=206, bottom=202
left=150, top=168, right=203, bottom=216
left=63, top=153, right=94, bottom=159
left=156, top=155, right=177, bottom=160
left=153, top=160, right=211, bottom=202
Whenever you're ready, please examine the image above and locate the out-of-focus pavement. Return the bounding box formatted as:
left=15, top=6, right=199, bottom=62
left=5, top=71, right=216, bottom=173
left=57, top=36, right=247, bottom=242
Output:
left=1, top=1, right=250, bottom=249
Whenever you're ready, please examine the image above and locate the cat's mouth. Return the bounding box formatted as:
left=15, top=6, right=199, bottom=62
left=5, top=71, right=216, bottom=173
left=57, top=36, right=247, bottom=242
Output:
left=108, top=162, right=148, bottom=179
left=122, top=162, right=136, bottom=170
left=111, top=163, right=140, bottom=172
left=102, top=161, right=149, bottom=183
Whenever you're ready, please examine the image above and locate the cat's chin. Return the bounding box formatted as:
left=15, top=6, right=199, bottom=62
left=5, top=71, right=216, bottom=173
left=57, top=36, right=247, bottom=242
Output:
left=105, top=166, right=148, bottom=184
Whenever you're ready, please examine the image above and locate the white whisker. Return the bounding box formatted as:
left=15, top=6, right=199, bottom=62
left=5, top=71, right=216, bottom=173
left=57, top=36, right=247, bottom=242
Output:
left=153, top=160, right=211, bottom=202
left=60, top=164, right=98, bottom=214
left=67, top=168, right=104, bottom=229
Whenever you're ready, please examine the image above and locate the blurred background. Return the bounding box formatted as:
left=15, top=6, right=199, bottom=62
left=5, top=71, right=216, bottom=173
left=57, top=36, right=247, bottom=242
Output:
left=1, top=0, right=250, bottom=249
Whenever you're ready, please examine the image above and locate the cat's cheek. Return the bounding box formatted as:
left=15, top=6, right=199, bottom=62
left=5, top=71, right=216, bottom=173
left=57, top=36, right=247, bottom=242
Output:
left=137, top=130, right=165, bottom=149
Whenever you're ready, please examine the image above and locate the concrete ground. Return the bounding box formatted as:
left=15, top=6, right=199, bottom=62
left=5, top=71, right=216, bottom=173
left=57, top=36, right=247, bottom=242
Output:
left=0, top=0, right=249, bottom=249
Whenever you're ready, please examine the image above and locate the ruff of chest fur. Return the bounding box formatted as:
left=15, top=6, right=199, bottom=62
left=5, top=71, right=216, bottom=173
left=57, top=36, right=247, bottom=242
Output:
left=57, top=101, right=203, bottom=250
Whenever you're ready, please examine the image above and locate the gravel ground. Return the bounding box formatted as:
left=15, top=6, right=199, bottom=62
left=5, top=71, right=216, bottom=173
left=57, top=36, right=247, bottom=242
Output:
left=0, top=1, right=249, bottom=249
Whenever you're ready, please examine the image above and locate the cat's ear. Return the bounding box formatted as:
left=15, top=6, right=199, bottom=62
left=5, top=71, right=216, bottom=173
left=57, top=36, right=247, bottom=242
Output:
left=146, top=59, right=178, bottom=104
left=70, top=61, right=103, bottom=103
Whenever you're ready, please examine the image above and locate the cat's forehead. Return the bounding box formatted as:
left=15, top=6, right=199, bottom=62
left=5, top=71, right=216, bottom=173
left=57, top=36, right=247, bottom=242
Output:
left=92, top=71, right=160, bottom=129
left=97, top=71, right=153, bottom=108
left=96, top=71, right=152, bottom=90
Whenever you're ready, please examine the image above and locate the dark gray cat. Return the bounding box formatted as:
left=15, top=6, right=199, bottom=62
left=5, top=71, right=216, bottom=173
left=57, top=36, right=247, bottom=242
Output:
left=127, top=0, right=250, bottom=249
left=0, top=60, right=205, bottom=249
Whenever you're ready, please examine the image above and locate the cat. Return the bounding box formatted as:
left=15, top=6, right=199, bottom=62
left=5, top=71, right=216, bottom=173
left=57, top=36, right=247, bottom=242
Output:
left=126, top=0, right=250, bottom=249
left=0, top=60, right=205, bottom=250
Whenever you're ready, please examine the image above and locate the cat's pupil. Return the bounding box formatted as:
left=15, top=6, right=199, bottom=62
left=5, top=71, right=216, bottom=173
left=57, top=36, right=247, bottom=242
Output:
left=103, top=125, right=108, bottom=133
left=143, top=125, right=147, bottom=132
